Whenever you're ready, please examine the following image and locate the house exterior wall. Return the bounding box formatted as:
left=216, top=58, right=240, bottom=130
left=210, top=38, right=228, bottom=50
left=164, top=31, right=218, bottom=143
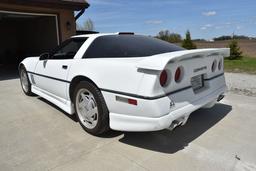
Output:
left=0, top=3, right=77, bottom=42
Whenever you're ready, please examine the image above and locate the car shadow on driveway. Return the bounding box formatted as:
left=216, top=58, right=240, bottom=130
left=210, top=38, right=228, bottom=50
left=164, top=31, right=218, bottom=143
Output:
left=36, top=96, right=232, bottom=151
left=118, top=103, right=232, bottom=154
left=37, top=97, right=78, bottom=122
left=37, top=97, right=124, bottom=138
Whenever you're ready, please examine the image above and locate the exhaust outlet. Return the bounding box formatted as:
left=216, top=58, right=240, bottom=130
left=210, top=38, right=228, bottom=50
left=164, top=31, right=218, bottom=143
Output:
left=217, top=94, right=225, bottom=102
left=168, top=120, right=182, bottom=131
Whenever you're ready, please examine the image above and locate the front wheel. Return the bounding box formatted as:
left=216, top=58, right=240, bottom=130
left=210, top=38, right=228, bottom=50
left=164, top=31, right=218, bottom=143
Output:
left=73, top=81, right=109, bottom=135
left=19, top=66, right=33, bottom=96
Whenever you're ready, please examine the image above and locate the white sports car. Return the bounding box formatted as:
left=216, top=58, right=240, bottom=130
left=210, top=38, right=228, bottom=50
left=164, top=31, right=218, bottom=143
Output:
left=19, top=32, right=229, bottom=135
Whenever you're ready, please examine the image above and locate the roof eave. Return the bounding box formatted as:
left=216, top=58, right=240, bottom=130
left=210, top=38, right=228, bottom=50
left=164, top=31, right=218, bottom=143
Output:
left=1, top=0, right=90, bottom=11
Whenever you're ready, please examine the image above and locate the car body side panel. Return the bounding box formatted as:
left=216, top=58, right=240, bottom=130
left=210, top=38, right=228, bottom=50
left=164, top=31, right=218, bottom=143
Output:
left=66, top=58, right=145, bottom=101
left=20, top=57, right=39, bottom=82
left=34, top=59, right=74, bottom=100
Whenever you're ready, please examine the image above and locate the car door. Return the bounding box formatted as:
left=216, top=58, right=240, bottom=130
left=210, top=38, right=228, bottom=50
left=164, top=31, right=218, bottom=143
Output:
left=34, top=38, right=86, bottom=101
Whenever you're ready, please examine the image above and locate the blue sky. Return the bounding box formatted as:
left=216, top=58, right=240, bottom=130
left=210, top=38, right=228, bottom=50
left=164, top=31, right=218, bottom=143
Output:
left=77, top=0, right=256, bottom=39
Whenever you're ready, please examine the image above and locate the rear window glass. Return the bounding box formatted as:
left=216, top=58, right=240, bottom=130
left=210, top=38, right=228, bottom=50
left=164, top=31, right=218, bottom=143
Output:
left=83, top=35, right=184, bottom=58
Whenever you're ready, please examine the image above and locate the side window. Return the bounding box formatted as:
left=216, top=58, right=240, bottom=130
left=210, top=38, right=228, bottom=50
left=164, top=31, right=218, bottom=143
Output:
left=50, top=38, right=87, bottom=60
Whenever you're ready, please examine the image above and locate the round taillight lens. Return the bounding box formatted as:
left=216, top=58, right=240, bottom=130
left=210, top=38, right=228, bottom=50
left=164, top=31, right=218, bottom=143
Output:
left=218, top=59, right=222, bottom=70
left=175, top=67, right=181, bottom=82
left=212, top=60, right=217, bottom=72
left=160, top=70, right=168, bottom=87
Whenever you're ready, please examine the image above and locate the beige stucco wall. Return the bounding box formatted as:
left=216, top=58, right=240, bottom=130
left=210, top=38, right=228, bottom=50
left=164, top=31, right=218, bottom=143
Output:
left=0, top=3, right=77, bottom=42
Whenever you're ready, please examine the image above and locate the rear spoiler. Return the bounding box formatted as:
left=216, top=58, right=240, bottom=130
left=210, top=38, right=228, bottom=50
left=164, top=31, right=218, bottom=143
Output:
left=137, top=48, right=230, bottom=71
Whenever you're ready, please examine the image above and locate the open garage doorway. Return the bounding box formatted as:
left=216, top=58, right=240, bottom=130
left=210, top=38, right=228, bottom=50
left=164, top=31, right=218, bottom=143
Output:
left=0, top=10, right=59, bottom=80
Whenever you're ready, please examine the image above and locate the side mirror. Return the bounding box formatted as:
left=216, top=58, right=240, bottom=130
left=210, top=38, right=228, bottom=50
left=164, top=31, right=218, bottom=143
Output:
left=39, top=53, right=50, bottom=60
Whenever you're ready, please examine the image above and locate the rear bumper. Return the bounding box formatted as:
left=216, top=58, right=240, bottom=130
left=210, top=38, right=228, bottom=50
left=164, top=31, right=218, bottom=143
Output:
left=108, top=85, right=226, bottom=131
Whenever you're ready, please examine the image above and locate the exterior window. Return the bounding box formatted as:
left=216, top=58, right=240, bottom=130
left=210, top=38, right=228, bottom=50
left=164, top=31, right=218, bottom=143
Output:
left=50, top=38, right=87, bottom=59
left=83, top=35, right=184, bottom=58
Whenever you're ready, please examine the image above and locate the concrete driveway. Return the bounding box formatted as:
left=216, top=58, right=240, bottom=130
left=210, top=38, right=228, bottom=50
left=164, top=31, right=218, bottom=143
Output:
left=0, top=79, right=256, bottom=171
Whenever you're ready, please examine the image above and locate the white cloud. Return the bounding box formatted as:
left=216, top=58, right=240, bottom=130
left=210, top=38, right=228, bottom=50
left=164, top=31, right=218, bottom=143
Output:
left=200, top=24, right=213, bottom=30
left=200, top=27, right=207, bottom=30
left=202, top=11, right=217, bottom=16
left=205, top=24, right=213, bottom=27
left=145, top=20, right=163, bottom=25
left=215, top=26, right=223, bottom=29
left=236, top=26, right=242, bottom=30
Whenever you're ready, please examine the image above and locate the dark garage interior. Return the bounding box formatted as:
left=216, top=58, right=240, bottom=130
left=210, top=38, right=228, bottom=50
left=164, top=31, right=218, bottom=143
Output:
left=0, top=12, right=59, bottom=79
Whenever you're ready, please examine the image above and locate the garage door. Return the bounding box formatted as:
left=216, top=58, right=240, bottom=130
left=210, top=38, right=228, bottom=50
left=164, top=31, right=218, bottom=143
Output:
left=0, top=11, right=59, bottom=79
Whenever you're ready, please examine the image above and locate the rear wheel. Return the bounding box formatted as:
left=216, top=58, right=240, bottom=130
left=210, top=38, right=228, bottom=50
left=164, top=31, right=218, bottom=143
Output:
left=19, top=66, right=33, bottom=96
left=73, top=81, right=109, bottom=135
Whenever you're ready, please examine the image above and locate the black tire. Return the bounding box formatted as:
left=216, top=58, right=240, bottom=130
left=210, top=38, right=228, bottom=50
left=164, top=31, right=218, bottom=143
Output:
left=19, top=66, right=34, bottom=96
left=73, top=81, right=110, bottom=135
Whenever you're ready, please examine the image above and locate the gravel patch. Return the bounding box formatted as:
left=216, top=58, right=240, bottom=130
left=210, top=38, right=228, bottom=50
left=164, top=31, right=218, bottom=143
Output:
left=225, top=72, right=256, bottom=96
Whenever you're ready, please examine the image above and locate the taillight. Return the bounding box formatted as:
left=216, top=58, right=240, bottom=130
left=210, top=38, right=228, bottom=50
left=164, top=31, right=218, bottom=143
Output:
left=160, top=70, right=168, bottom=87
left=175, top=67, right=182, bottom=82
left=218, top=59, right=222, bottom=70
left=212, top=60, right=217, bottom=72
left=128, top=99, right=137, bottom=105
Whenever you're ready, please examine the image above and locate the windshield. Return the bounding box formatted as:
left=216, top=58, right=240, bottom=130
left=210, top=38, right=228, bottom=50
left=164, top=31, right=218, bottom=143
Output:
left=83, top=35, right=185, bottom=58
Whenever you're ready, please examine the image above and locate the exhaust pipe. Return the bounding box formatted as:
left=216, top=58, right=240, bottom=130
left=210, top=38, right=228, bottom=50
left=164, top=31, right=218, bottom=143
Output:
left=168, top=120, right=182, bottom=131
left=167, top=116, right=190, bottom=131
left=217, top=94, right=225, bottom=102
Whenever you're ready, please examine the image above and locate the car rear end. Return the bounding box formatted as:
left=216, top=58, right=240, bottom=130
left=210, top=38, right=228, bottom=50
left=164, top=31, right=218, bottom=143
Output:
left=109, top=48, right=229, bottom=131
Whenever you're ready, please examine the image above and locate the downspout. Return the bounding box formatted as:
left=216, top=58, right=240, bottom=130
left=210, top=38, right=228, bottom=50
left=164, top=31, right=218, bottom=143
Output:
left=75, top=9, right=85, bottom=20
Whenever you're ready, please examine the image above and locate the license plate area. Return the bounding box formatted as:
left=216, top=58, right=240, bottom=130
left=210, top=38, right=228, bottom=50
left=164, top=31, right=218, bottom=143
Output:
left=191, top=74, right=204, bottom=92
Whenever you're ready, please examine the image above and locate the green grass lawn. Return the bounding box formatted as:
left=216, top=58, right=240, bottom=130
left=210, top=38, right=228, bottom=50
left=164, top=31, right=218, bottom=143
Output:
left=224, top=56, right=256, bottom=74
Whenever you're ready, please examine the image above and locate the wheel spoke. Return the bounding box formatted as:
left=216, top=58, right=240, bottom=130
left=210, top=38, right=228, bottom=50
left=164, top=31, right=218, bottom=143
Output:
left=90, top=120, right=97, bottom=127
left=87, top=107, right=98, bottom=118
left=81, top=94, right=90, bottom=107
left=78, top=100, right=86, bottom=109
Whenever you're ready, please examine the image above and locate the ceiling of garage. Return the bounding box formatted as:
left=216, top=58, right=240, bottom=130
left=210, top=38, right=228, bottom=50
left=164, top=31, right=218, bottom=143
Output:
left=0, top=13, right=41, bottom=22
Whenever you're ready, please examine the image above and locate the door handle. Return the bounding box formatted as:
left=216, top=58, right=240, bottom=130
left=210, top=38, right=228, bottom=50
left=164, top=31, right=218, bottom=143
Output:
left=62, top=65, right=68, bottom=69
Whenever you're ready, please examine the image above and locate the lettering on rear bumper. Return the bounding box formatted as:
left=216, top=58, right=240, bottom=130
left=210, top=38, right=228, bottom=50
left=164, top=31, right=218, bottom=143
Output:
left=193, top=66, right=207, bottom=73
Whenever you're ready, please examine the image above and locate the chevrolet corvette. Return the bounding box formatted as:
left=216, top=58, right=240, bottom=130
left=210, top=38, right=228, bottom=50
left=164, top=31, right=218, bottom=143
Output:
left=19, top=32, right=229, bottom=135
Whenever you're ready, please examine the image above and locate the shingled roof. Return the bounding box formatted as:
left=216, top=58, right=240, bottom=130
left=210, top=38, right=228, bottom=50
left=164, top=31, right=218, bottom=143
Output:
left=2, top=0, right=90, bottom=10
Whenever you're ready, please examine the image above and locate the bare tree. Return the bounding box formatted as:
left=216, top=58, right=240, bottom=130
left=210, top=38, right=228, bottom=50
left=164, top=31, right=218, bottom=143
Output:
left=156, top=30, right=182, bottom=43
left=76, top=18, right=95, bottom=31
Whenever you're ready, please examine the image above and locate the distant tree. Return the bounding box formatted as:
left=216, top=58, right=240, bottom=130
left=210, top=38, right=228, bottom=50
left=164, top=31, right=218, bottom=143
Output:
left=76, top=18, right=95, bottom=31
left=156, top=30, right=182, bottom=43
left=182, top=30, right=197, bottom=49
left=214, top=36, right=232, bottom=41
left=169, top=33, right=182, bottom=43
left=214, top=35, right=251, bottom=41
left=157, top=30, right=170, bottom=42
left=228, top=40, right=243, bottom=60
left=193, top=39, right=207, bottom=42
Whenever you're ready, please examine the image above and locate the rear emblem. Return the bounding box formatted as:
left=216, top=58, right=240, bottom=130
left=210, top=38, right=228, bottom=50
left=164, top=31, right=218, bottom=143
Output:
left=170, top=100, right=175, bottom=108
left=194, top=66, right=207, bottom=73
